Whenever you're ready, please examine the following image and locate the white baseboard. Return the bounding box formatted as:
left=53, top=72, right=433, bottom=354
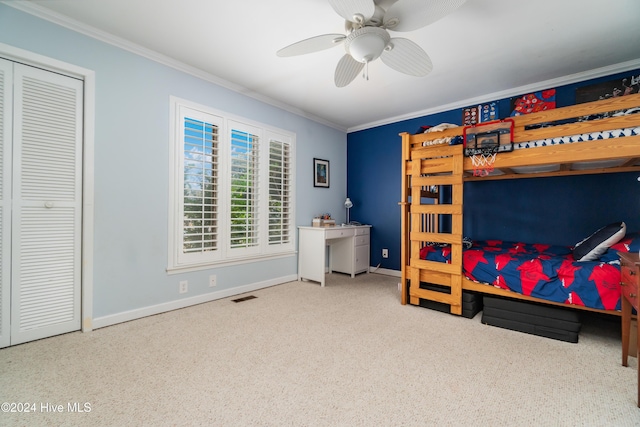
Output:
left=370, top=267, right=401, bottom=277
left=91, top=274, right=298, bottom=330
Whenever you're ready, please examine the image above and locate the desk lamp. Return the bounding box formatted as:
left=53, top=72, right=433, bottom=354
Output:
left=344, top=197, right=353, bottom=225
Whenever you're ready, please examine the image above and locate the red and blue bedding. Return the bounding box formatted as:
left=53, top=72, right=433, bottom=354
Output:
left=419, top=234, right=640, bottom=311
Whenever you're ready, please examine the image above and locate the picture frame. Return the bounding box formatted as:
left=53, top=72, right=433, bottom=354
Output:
left=313, top=158, right=329, bottom=188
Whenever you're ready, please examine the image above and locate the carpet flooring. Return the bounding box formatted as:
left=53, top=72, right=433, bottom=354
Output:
left=1, top=272, right=639, bottom=426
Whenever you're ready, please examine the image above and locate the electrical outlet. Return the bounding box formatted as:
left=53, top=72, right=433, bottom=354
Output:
left=382, top=248, right=389, bottom=258
left=209, top=275, right=217, bottom=287
left=179, top=280, right=188, bottom=294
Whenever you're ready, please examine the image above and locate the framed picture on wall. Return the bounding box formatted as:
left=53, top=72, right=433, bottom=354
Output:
left=313, top=158, right=329, bottom=188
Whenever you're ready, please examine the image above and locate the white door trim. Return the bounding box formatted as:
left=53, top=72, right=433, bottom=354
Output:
left=0, top=42, right=95, bottom=332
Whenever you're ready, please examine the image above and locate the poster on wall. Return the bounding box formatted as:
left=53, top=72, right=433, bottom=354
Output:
left=462, top=102, right=498, bottom=125
left=510, top=89, right=556, bottom=116
left=480, top=102, right=498, bottom=122
left=575, top=74, right=640, bottom=104
left=462, top=106, right=479, bottom=126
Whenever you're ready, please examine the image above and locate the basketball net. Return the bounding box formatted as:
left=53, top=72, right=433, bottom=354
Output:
left=470, top=151, right=497, bottom=177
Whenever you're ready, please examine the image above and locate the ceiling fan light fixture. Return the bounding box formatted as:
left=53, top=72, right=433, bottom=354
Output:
left=345, top=27, right=390, bottom=63
left=278, top=0, right=464, bottom=86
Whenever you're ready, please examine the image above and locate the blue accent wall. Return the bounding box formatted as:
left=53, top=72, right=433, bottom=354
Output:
left=348, top=69, right=640, bottom=271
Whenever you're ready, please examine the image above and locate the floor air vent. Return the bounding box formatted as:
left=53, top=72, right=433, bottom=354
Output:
left=232, top=295, right=257, bottom=303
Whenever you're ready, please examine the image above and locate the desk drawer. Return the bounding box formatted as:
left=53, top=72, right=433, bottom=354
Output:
left=355, top=234, right=370, bottom=246
left=355, top=227, right=369, bottom=236
left=326, top=228, right=354, bottom=239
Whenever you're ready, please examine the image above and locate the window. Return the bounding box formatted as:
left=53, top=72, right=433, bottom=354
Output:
left=168, top=98, right=295, bottom=272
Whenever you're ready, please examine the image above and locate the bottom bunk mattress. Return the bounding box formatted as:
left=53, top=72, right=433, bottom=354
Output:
left=420, top=239, right=622, bottom=311
left=481, top=296, right=581, bottom=343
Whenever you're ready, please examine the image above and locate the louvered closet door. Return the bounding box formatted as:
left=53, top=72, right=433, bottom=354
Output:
left=0, top=58, right=12, bottom=348
left=10, top=64, right=83, bottom=345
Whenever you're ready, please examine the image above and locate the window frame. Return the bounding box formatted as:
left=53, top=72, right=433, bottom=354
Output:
left=168, top=97, right=296, bottom=273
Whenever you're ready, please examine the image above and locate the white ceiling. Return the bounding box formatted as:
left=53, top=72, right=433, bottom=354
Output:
left=13, top=0, right=640, bottom=132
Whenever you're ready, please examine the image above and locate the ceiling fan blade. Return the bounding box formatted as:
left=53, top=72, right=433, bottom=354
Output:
left=329, top=0, right=375, bottom=24
left=380, top=38, right=433, bottom=76
left=383, top=0, right=467, bottom=32
left=277, top=34, right=346, bottom=57
left=334, top=54, right=365, bottom=87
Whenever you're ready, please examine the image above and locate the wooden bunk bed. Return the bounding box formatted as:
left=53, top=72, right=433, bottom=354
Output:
left=400, top=93, right=640, bottom=316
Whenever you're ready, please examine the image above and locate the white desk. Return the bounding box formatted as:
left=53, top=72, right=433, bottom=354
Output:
left=298, top=225, right=371, bottom=286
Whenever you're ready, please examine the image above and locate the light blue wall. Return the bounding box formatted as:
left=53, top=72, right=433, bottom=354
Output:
left=0, top=4, right=348, bottom=321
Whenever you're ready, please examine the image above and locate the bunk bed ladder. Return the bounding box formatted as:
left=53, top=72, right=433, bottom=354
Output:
left=401, top=132, right=464, bottom=315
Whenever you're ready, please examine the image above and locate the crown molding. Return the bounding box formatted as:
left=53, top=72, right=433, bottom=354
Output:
left=348, top=58, right=640, bottom=133
left=6, top=1, right=638, bottom=135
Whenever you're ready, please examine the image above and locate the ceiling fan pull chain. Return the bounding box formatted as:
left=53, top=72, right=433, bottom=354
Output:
left=363, top=60, right=369, bottom=81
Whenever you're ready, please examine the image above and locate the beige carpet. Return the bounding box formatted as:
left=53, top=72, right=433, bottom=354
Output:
left=1, top=272, right=639, bottom=426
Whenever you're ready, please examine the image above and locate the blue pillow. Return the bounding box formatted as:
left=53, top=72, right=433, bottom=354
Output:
left=573, top=222, right=626, bottom=262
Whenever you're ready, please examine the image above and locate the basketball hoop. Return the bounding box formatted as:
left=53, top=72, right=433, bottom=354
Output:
left=470, top=147, right=498, bottom=177
left=463, top=119, right=513, bottom=177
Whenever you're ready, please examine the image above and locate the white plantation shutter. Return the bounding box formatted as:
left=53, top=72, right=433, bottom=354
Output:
left=229, top=122, right=259, bottom=252
left=168, top=98, right=295, bottom=271
left=267, top=134, right=292, bottom=246
left=182, top=119, right=218, bottom=252
left=10, top=64, right=82, bottom=345
left=177, top=106, right=222, bottom=266
left=0, top=58, right=11, bottom=348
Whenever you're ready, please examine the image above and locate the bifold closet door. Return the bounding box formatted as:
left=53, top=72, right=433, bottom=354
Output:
left=0, top=58, right=12, bottom=348
left=9, top=63, right=83, bottom=346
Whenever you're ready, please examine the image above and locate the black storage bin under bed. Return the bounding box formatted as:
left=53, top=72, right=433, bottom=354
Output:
left=481, top=296, right=582, bottom=343
left=410, top=282, right=483, bottom=319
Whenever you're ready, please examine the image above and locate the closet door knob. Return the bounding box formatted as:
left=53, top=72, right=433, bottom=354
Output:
left=44, top=201, right=54, bottom=208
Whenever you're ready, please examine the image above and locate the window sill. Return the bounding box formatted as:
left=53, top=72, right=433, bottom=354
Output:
left=166, top=250, right=296, bottom=274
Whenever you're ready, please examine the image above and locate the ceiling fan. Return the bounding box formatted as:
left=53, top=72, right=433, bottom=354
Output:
left=276, top=0, right=468, bottom=87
